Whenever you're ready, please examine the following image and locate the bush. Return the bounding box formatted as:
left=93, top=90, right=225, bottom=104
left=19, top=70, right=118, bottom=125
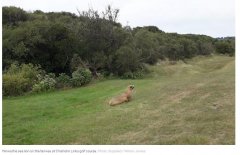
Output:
left=56, top=73, right=72, bottom=88
left=215, top=41, right=234, bottom=56
left=3, top=6, right=28, bottom=25
left=3, top=63, right=41, bottom=96
left=197, top=42, right=214, bottom=55
left=133, top=70, right=144, bottom=79
left=121, top=72, right=134, bottom=79
left=121, top=70, right=144, bottom=79
left=3, top=74, right=29, bottom=96
left=134, top=29, right=159, bottom=64
left=114, top=45, right=142, bottom=75
left=71, top=68, right=92, bottom=87
left=32, top=74, right=56, bottom=92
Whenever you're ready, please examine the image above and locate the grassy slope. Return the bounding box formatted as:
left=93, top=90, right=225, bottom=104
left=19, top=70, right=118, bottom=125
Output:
left=2, top=55, right=235, bottom=144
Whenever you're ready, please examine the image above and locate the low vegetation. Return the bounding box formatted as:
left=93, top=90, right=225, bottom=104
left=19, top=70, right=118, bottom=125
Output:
left=2, top=55, right=235, bottom=144
left=3, top=63, right=92, bottom=96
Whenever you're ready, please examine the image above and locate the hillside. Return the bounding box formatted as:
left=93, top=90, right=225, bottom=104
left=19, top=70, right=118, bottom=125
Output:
left=2, top=55, right=235, bottom=144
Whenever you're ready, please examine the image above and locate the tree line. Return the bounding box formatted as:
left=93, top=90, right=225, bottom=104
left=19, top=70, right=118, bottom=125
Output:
left=2, top=6, right=235, bottom=96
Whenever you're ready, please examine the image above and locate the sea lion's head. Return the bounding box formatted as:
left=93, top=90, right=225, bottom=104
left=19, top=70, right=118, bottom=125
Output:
left=128, top=85, right=135, bottom=90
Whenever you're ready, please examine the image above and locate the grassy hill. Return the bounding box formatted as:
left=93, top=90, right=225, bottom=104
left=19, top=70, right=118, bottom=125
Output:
left=2, top=55, right=235, bottom=144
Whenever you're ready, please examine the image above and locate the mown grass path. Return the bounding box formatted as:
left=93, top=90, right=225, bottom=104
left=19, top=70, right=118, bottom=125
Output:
left=3, top=55, right=235, bottom=144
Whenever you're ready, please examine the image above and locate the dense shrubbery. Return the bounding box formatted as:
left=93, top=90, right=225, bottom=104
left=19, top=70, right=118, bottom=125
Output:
left=2, top=6, right=235, bottom=96
left=215, top=39, right=235, bottom=56
left=121, top=70, right=144, bottom=79
left=114, top=45, right=142, bottom=76
left=3, top=6, right=28, bottom=25
left=32, top=74, right=57, bottom=93
left=3, top=64, right=93, bottom=96
left=3, top=74, right=29, bottom=96
left=3, top=63, right=41, bottom=96
left=55, top=73, right=72, bottom=88
left=71, top=68, right=92, bottom=87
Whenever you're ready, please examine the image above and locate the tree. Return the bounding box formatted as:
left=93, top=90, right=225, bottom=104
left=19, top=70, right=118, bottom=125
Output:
left=134, top=29, right=159, bottom=64
left=165, top=43, right=184, bottom=61
left=197, top=41, right=215, bottom=55
left=215, top=41, right=235, bottom=56
left=76, top=6, right=124, bottom=76
left=3, top=6, right=233, bottom=80
left=179, top=38, right=197, bottom=59
left=114, top=45, right=142, bottom=75
left=3, top=6, right=28, bottom=25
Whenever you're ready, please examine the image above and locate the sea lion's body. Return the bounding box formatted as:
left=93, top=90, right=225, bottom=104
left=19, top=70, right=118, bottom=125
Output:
left=109, top=85, right=134, bottom=106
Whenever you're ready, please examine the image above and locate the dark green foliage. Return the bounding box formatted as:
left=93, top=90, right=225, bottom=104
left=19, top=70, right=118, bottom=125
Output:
left=133, top=26, right=164, bottom=34
left=3, top=12, right=80, bottom=74
left=197, top=42, right=215, bottom=55
left=56, top=73, right=72, bottom=88
left=2, top=6, right=235, bottom=96
left=114, top=45, right=142, bottom=75
left=165, top=43, right=183, bottom=61
left=215, top=40, right=235, bottom=56
left=3, top=7, right=28, bottom=25
left=179, top=38, right=197, bottom=58
left=143, top=26, right=163, bottom=33
left=121, top=70, right=144, bottom=79
left=75, top=7, right=126, bottom=76
left=3, top=6, right=225, bottom=79
left=134, top=29, right=159, bottom=64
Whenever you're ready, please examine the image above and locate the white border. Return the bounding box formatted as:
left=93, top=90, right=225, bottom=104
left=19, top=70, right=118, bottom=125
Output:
left=235, top=0, right=239, bottom=147
left=1, top=0, right=3, bottom=147
left=0, top=145, right=239, bottom=155
left=1, top=0, right=239, bottom=155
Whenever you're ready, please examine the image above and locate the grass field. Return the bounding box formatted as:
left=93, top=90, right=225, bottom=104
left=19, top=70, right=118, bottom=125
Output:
left=2, top=55, right=235, bottom=144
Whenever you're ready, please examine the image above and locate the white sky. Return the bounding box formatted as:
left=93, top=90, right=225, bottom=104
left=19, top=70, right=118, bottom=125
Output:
left=1, top=0, right=235, bottom=38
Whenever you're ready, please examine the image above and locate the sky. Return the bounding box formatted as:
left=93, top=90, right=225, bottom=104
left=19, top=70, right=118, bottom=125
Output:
left=1, top=0, right=235, bottom=38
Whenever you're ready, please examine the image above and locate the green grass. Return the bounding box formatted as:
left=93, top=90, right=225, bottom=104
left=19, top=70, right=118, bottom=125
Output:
left=2, top=55, right=235, bottom=144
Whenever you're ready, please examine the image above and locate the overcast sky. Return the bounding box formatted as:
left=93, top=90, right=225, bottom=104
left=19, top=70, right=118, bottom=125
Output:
left=1, top=0, right=235, bottom=38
